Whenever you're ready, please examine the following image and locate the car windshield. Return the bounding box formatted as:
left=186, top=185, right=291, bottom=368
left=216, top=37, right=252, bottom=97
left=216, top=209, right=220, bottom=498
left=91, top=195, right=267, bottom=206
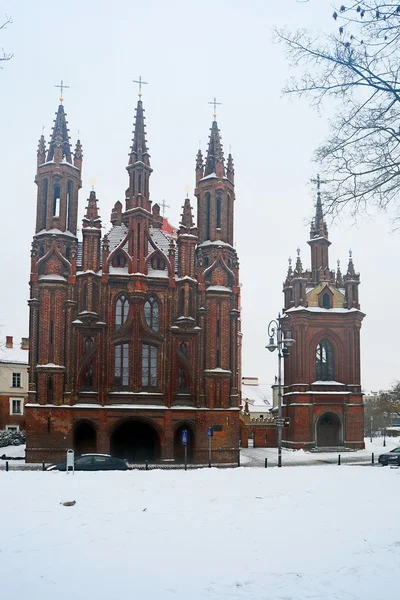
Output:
left=390, top=448, right=400, bottom=453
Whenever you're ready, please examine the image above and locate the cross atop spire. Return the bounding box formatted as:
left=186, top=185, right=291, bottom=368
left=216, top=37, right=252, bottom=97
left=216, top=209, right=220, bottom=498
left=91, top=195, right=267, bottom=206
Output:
left=54, top=79, right=69, bottom=104
left=310, top=174, right=328, bottom=239
left=133, top=76, right=148, bottom=98
left=208, top=96, right=222, bottom=120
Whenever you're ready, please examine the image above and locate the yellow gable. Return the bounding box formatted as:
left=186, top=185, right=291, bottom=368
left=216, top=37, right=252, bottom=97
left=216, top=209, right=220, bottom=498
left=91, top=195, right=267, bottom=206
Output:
left=306, top=283, right=345, bottom=308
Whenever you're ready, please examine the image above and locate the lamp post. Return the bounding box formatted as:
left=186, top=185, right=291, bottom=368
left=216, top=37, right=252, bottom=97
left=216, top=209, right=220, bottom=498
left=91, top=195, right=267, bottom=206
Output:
left=383, top=412, right=388, bottom=447
left=370, top=415, right=373, bottom=443
left=266, top=314, right=295, bottom=467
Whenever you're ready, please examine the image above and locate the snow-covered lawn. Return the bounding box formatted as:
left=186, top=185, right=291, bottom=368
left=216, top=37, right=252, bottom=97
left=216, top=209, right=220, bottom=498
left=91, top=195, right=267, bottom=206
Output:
left=241, top=436, right=400, bottom=467
left=1, top=466, right=399, bottom=599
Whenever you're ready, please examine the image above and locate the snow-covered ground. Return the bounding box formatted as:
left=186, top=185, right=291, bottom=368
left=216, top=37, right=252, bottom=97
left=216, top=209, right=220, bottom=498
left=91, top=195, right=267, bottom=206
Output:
left=1, top=466, right=399, bottom=599
left=241, top=436, right=400, bottom=467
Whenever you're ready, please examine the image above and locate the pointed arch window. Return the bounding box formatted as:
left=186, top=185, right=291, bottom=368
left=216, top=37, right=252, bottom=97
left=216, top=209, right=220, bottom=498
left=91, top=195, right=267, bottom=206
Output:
left=116, top=296, right=129, bottom=329
left=216, top=194, right=222, bottom=229
left=316, top=339, right=334, bottom=381
left=53, top=186, right=61, bottom=217
left=114, top=343, right=129, bottom=387
left=188, top=289, right=193, bottom=317
left=113, top=252, right=127, bottom=268
left=151, top=255, right=166, bottom=270
left=47, top=375, right=54, bottom=402
left=42, top=179, right=48, bottom=229
left=144, top=297, right=159, bottom=332
left=66, top=181, right=73, bottom=231
left=142, top=344, right=158, bottom=389
left=205, top=193, right=211, bottom=240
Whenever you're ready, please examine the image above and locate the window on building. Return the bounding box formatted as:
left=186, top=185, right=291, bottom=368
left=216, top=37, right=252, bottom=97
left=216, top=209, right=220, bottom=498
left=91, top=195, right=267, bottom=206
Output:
left=116, top=296, right=129, bottom=329
left=6, top=425, right=19, bottom=432
left=142, top=344, right=158, bottom=389
left=10, top=399, right=22, bottom=415
left=84, top=337, right=95, bottom=356
left=205, top=193, right=211, bottom=240
left=12, top=373, right=21, bottom=388
left=178, top=367, right=188, bottom=393
left=113, top=253, right=127, bottom=268
left=53, top=186, right=61, bottom=217
left=144, top=297, right=159, bottom=331
left=188, top=289, right=193, bottom=317
left=179, top=342, right=187, bottom=356
left=67, top=181, right=73, bottom=231
left=114, top=343, right=129, bottom=387
left=47, top=376, right=53, bottom=402
left=83, top=363, right=94, bottom=390
left=316, top=339, right=334, bottom=381
left=179, top=289, right=185, bottom=316
left=322, top=293, right=331, bottom=309
left=216, top=194, right=222, bottom=229
left=42, top=179, right=48, bottom=229
left=151, top=255, right=165, bottom=270
left=82, top=282, right=88, bottom=311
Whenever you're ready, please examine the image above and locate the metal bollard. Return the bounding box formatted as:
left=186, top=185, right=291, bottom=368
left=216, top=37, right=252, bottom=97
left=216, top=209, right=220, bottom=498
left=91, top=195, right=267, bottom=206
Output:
left=372, top=452, right=375, bottom=465
left=145, top=460, right=149, bottom=471
left=338, top=454, right=341, bottom=466
left=6, top=461, right=9, bottom=472
left=208, top=459, right=211, bottom=468
left=42, top=462, right=45, bottom=471
left=265, top=457, right=268, bottom=468
left=237, top=451, right=240, bottom=467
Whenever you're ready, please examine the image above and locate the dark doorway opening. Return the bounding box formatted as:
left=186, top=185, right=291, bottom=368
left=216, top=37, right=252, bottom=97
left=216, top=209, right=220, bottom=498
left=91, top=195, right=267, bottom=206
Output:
left=111, top=420, right=160, bottom=463
left=74, top=421, right=97, bottom=455
left=174, top=424, right=194, bottom=463
left=317, top=413, right=341, bottom=447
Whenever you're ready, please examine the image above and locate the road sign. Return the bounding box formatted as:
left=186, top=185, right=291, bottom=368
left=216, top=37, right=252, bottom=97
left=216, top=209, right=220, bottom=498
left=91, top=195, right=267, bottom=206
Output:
left=66, top=449, right=74, bottom=475
left=207, top=426, right=213, bottom=438
left=181, top=429, right=188, bottom=446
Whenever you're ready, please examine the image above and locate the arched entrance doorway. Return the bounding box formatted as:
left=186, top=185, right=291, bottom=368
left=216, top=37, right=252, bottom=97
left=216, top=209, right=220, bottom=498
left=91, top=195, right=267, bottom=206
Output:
left=174, top=424, right=195, bottom=463
left=74, top=421, right=97, bottom=454
left=316, top=413, right=341, bottom=447
left=110, top=420, right=160, bottom=463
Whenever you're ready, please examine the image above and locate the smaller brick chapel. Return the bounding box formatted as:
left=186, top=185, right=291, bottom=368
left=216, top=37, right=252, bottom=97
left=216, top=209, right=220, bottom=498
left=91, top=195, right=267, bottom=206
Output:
left=280, top=177, right=365, bottom=449
left=25, top=92, right=241, bottom=464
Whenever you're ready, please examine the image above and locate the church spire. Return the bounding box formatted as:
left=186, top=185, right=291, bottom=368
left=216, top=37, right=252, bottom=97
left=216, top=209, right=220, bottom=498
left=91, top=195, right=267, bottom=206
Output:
left=46, top=104, right=72, bottom=164
left=204, top=120, right=225, bottom=177
left=308, top=174, right=331, bottom=281
left=83, top=190, right=101, bottom=228
left=129, top=98, right=149, bottom=163
left=310, top=174, right=328, bottom=239
left=126, top=83, right=152, bottom=211
left=37, top=134, right=46, bottom=167
left=179, top=197, right=195, bottom=232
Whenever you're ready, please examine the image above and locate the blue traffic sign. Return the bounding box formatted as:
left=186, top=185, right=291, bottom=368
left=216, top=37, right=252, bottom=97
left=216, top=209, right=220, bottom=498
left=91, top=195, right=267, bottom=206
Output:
left=181, top=429, right=188, bottom=445
left=207, top=426, right=213, bottom=438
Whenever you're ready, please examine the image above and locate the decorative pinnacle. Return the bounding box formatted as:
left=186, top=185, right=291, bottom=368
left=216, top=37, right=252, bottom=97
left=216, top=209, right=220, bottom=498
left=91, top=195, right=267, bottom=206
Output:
left=54, top=79, right=69, bottom=104
left=184, top=185, right=191, bottom=199
left=208, top=96, right=222, bottom=120
left=133, top=76, right=148, bottom=98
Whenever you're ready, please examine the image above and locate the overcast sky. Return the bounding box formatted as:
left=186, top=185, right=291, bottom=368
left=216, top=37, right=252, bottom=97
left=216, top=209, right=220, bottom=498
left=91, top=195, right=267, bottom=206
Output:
left=0, top=0, right=398, bottom=392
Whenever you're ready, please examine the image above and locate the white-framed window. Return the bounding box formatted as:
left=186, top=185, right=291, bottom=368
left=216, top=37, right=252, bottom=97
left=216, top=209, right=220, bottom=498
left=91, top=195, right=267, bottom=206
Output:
left=6, top=425, right=19, bottom=432
left=12, top=372, right=21, bottom=388
left=9, top=398, right=23, bottom=415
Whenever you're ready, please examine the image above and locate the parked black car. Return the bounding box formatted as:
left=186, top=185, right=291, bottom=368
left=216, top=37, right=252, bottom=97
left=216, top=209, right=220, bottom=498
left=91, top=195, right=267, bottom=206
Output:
left=378, top=447, right=400, bottom=466
left=47, top=453, right=131, bottom=471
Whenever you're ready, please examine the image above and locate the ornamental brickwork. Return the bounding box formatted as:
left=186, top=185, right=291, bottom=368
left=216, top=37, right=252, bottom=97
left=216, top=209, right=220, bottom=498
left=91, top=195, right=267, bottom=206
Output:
left=26, top=97, right=241, bottom=464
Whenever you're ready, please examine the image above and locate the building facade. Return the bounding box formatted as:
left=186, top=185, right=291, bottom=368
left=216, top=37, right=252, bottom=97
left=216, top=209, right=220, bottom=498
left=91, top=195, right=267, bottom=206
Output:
left=281, top=183, right=365, bottom=449
left=26, top=94, right=241, bottom=464
left=0, top=336, right=29, bottom=431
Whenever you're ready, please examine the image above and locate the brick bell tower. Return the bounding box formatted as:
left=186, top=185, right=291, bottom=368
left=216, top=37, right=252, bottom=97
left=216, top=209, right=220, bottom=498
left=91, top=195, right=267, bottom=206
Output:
left=28, top=95, right=82, bottom=408
left=281, top=176, right=365, bottom=450
left=194, top=104, right=241, bottom=413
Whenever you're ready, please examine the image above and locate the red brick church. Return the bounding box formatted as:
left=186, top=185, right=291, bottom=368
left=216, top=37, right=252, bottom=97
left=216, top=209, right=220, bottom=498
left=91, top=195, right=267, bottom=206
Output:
left=281, top=178, right=365, bottom=449
left=25, top=92, right=241, bottom=464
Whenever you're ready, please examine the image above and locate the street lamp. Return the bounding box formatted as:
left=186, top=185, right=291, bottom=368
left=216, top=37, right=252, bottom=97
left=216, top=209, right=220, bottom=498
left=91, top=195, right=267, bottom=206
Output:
left=383, top=412, right=388, bottom=447
left=370, top=415, right=373, bottom=443
left=266, top=314, right=295, bottom=467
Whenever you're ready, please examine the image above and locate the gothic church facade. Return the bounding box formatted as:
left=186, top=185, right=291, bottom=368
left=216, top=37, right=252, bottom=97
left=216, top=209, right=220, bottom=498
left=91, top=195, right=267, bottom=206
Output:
left=26, top=95, right=241, bottom=464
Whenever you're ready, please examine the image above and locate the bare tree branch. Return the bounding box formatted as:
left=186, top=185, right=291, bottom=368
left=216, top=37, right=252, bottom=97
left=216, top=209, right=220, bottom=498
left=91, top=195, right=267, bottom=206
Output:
left=0, top=15, right=13, bottom=67
left=276, top=2, right=400, bottom=221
